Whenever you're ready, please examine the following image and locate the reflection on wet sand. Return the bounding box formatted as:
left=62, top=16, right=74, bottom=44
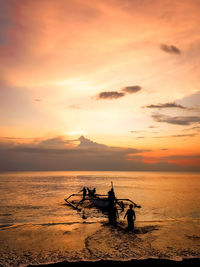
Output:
left=0, top=220, right=200, bottom=266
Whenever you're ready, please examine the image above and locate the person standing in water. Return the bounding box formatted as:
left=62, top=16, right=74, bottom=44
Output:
left=108, top=204, right=119, bottom=225
left=79, top=187, right=87, bottom=200
left=124, top=204, right=136, bottom=230
left=77, top=187, right=87, bottom=208
left=107, top=188, right=115, bottom=204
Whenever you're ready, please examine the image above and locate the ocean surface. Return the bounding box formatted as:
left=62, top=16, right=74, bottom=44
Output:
left=0, top=171, right=200, bottom=266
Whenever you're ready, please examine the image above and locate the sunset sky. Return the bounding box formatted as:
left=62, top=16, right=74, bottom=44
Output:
left=0, top=0, right=200, bottom=171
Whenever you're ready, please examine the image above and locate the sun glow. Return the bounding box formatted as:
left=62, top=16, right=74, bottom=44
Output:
left=56, top=79, right=98, bottom=92
left=67, top=131, right=87, bottom=136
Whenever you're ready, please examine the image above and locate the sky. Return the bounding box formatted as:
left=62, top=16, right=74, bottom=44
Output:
left=0, top=0, right=200, bottom=171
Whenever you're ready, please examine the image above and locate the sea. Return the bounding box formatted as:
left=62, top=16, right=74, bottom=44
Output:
left=0, top=171, right=200, bottom=266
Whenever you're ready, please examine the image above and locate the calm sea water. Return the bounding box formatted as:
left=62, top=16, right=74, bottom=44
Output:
left=0, top=171, right=200, bottom=266
left=0, top=171, right=200, bottom=225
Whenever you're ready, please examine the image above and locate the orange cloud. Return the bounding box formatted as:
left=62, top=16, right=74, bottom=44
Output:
left=138, top=149, right=200, bottom=167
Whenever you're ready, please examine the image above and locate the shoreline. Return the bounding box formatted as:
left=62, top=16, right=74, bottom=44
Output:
left=2, top=221, right=200, bottom=267
left=27, top=258, right=200, bottom=267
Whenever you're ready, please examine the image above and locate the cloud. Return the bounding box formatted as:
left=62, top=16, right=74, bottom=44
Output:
left=0, top=135, right=151, bottom=171
left=1, top=135, right=199, bottom=171
left=140, top=152, right=200, bottom=169
left=160, top=44, right=181, bottom=54
left=177, top=91, right=200, bottom=107
left=97, top=91, right=125, bottom=99
left=144, top=102, right=185, bottom=109
left=97, top=85, right=142, bottom=100
left=170, top=134, right=197, bottom=138
left=153, top=133, right=198, bottom=138
left=122, top=85, right=142, bottom=94
left=153, top=154, right=200, bottom=167
left=1, top=136, right=34, bottom=140
left=148, top=125, right=157, bottom=128
left=78, top=135, right=107, bottom=149
left=162, top=154, right=200, bottom=160
left=0, top=135, right=147, bottom=155
left=39, top=136, right=75, bottom=148
left=152, top=113, right=200, bottom=125
left=189, top=126, right=200, bottom=131
left=130, top=130, right=144, bottom=133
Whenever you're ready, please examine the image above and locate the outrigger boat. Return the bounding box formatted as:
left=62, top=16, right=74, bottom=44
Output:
left=64, top=182, right=141, bottom=212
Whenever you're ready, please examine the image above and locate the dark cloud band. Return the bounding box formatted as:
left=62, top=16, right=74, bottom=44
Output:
left=97, top=91, right=125, bottom=99
left=160, top=44, right=181, bottom=54
left=152, top=113, right=200, bottom=125
left=144, top=102, right=185, bottom=109
left=97, top=85, right=142, bottom=100
left=122, top=85, right=142, bottom=94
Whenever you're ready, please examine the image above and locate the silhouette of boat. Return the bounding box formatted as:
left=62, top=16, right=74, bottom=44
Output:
left=64, top=184, right=141, bottom=212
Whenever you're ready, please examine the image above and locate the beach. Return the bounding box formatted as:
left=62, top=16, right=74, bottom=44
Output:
left=27, top=259, right=200, bottom=267
left=1, top=220, right=200, bottom=266
left=0, top=171, right=200, bottom=266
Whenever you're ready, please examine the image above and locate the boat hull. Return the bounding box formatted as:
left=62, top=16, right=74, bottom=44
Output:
left=91, top=197, right=110, bottom=210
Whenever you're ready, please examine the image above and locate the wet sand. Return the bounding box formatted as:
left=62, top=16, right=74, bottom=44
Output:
left=1, top=172, right=200, bottom=266
left=27, top=258, right=200, bottom=267
left=0, top=220, right=200, bottom=266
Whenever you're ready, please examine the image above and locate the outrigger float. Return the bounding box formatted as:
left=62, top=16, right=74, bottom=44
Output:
left=64, top=182, right=141, bottom=212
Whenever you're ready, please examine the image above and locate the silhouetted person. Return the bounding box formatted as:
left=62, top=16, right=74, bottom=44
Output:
left=87, top=187, right=95, bottom=197
left=79, top=187, right=87, bottom=200
left=124, top=204, right=136, bottom=231
left=92, top=188, right=96, bottom=196
left=108, top=188, right=115, bottom=204
left=82, top=210, right=86, bottom=219
left=87, top=187, right=91, bottom=196
left=119, top=201, right=124, bottom=211
left=77, top=187, right=87, bottom=208
left=108, top=204, right=119, bottom=225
